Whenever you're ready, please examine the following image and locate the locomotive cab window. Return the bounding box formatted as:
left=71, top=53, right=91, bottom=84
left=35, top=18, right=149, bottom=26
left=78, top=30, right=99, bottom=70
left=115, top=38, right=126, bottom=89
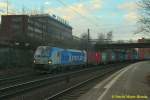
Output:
left=34, top=46, right=50, bottom=58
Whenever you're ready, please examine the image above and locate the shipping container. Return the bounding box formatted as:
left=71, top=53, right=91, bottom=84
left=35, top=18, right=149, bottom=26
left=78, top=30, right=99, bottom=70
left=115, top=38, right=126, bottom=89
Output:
left=111, top=51, right=116, bottom=62
left=127, top=52, right=132, bottom=60
left=87, top=51, right=101, bottom=65
left=107, top=51, right=112, bottom=63
left=101, top=52, right=108, bottom=64
left=117, top=51, right=126, bottom=62
left=133, top=51, right=139, bottom=60
left=114, top=51, right=119, bottom=62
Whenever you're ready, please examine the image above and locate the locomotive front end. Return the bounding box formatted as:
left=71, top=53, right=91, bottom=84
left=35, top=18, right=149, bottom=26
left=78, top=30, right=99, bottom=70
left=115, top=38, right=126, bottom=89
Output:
left=33, top=46, right=52, bottom=71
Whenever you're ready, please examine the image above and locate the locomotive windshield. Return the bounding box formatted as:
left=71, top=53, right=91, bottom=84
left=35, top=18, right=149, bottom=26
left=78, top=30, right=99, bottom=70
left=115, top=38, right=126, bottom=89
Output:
left=34, top=46, right=50, bottom=57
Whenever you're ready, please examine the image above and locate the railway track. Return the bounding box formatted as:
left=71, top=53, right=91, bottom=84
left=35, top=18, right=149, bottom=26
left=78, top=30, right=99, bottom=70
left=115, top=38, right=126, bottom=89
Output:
left=0, top=63, right=111, bottom=86
left=45, top=66, right=120, bottom=100
left=0, top=62, right=131, bottom=100
left=0, top=66, right=90, bottom=89
left=0, top=65, right=107, bottom=99
left=0, top=73, right=35, bottom=86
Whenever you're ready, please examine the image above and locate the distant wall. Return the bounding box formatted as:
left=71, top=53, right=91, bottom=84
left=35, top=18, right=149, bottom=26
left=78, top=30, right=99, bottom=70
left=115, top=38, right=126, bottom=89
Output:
left=0, top=47, right=33, bottom=68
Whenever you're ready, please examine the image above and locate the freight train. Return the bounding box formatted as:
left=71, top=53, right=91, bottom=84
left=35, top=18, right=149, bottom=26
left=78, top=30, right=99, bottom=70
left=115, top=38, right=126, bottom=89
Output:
left=33, top=46, right=145, bottom=72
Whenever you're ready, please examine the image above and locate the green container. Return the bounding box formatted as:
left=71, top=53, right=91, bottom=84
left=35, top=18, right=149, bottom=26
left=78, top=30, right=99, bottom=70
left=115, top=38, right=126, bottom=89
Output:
left=111, top=51, right=116, bottom=62
left=102, top=52, right=107, bottom=64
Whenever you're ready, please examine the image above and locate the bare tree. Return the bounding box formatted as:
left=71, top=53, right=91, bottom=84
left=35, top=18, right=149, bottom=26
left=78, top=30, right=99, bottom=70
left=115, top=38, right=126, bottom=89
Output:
left=139, top=0, right=150, bottom=34
left=117, top=40, right=125, bottom=44
left=97, top=33, right=106, bottom=44
left=97, top=31, right=113, bottom=44
left=106, top=31, right=113, bottom=42
left=80, top=33, right=91, bottom=50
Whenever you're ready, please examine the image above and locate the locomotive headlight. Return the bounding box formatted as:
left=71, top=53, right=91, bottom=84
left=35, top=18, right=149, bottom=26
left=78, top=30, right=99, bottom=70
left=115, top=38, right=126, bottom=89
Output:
left=33, top=60, right=36, bottom=63
left=48, top=60, right=52, bottom=64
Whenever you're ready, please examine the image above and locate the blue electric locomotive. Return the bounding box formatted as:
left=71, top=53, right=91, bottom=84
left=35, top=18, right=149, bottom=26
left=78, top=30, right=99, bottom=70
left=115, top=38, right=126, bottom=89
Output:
left=34, top=46, right=87, bottom=72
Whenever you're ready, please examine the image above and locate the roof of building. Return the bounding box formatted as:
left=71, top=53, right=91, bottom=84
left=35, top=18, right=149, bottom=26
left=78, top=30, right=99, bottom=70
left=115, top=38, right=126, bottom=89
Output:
left=1, top=14, right=72, bottom=29
left=30, top=14, right=72, bottom=29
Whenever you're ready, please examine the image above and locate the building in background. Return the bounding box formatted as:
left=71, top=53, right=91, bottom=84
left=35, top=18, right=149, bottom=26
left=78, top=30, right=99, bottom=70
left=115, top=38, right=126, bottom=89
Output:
left=138, top=37, right=150, bottom=59
left=0, top=14, right=72, bottom=46
left=0, top=15, right=28, bottom=44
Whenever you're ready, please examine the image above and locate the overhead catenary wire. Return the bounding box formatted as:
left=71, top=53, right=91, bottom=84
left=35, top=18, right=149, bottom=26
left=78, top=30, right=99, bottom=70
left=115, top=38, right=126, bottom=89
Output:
left=56, top=0, right=100, bottom=27
left=55, top=0, right=139, bottom=30
left=2, top=0, right=139, bottom=30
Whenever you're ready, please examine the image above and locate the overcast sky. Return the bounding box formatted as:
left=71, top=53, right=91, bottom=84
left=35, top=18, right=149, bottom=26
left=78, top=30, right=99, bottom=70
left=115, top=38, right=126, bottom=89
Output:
left=0, top=0, right=145, bottom=40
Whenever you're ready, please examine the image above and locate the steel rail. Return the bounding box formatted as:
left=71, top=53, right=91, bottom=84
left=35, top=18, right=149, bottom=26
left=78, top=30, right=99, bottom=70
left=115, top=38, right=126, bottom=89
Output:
left=0, top=66, right=105, bottom=99
left=45, top=67, right=120, bottom=100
